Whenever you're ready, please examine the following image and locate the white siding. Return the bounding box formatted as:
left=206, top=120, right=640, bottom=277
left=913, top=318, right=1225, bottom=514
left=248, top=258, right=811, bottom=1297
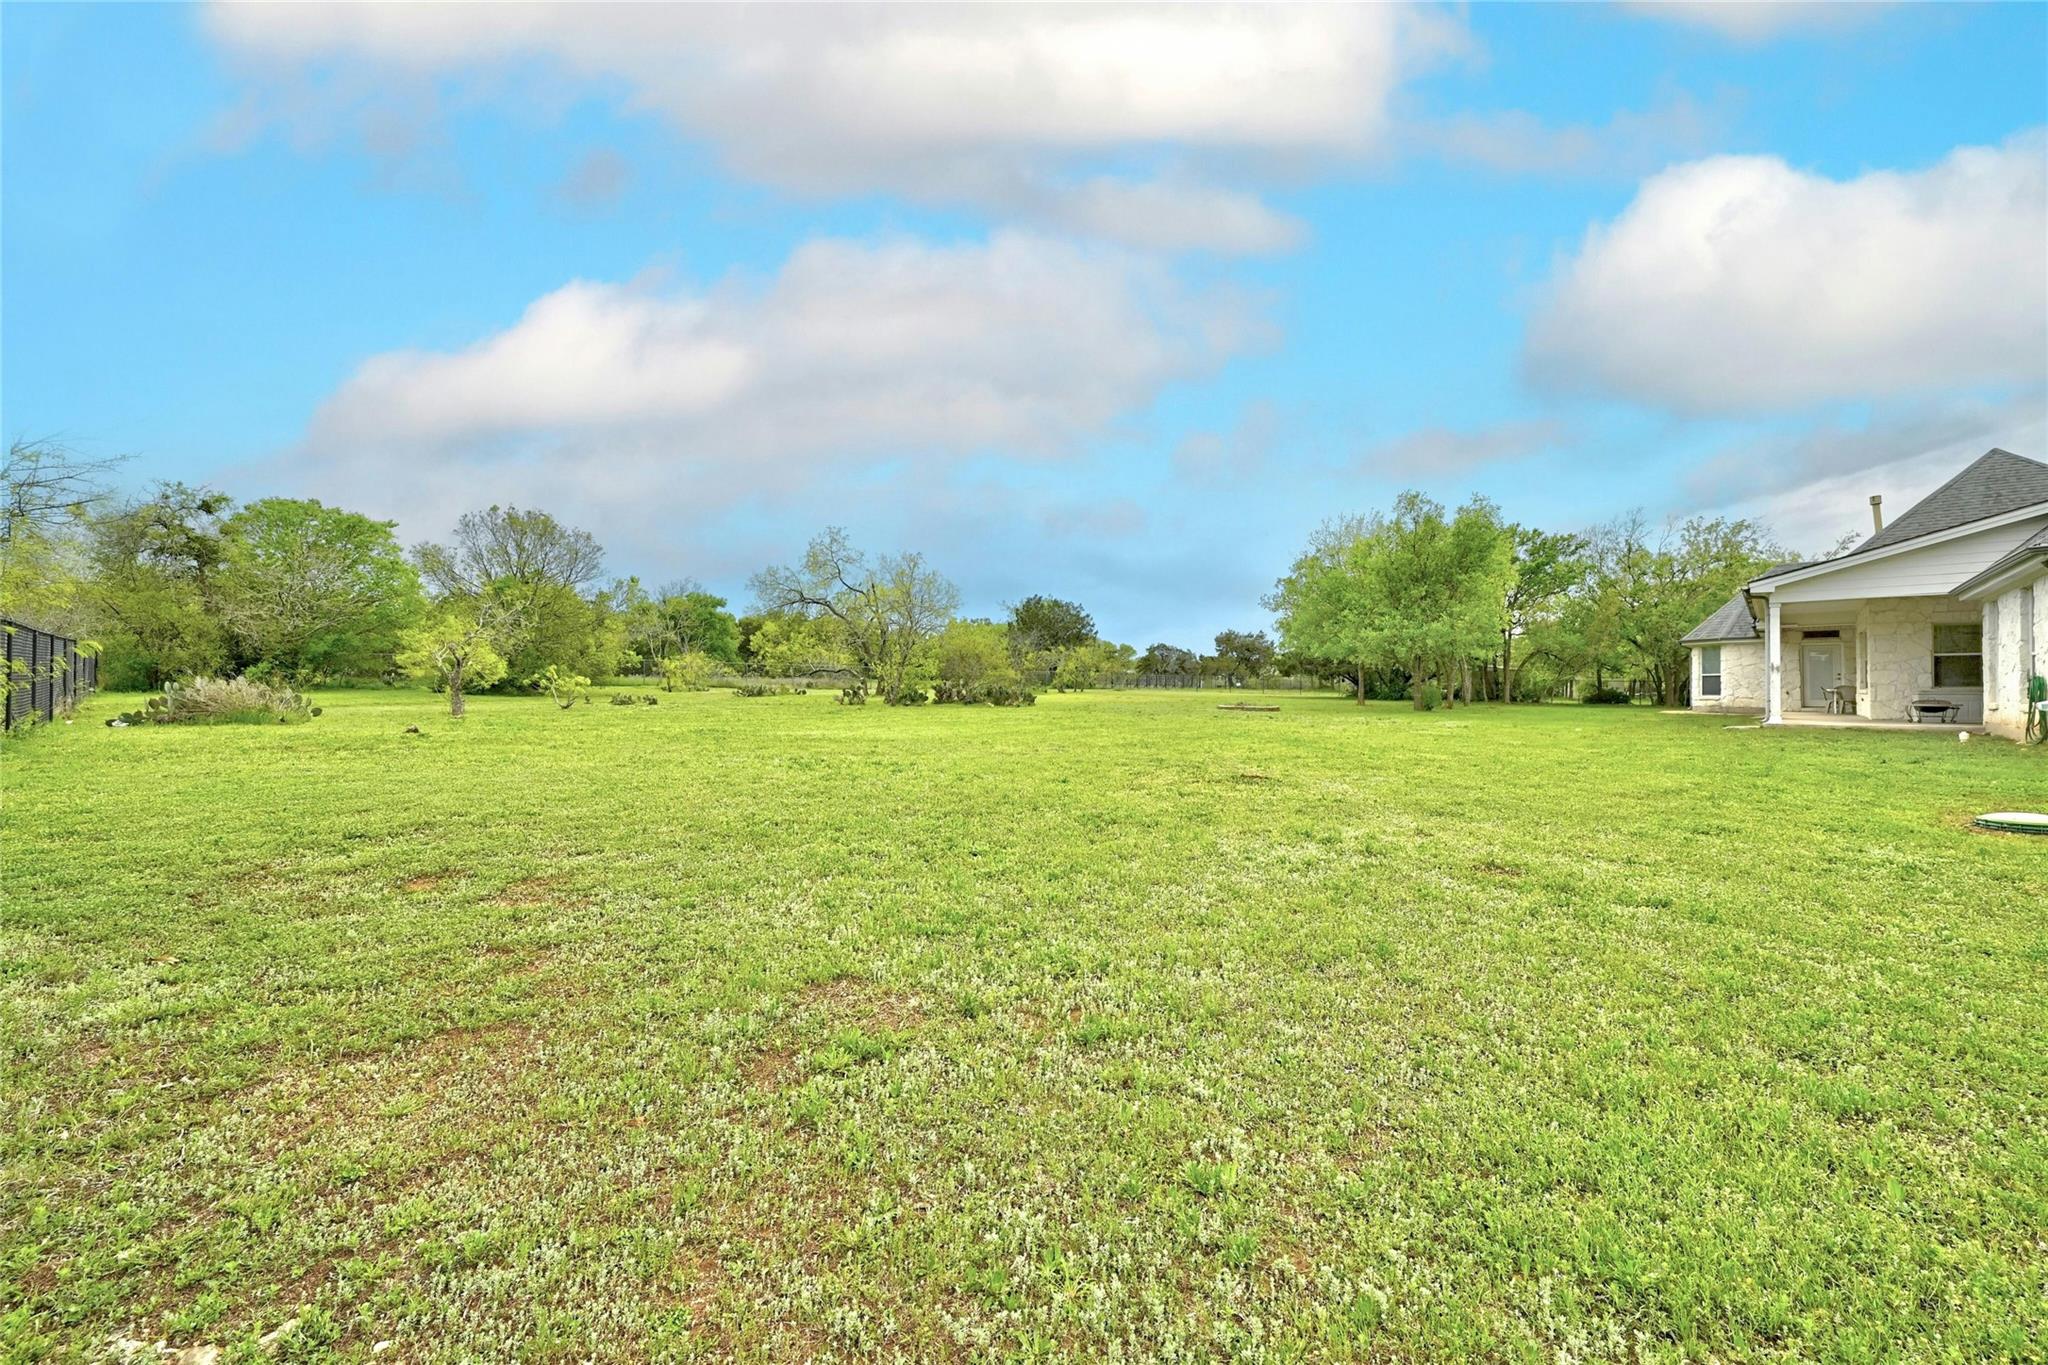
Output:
left=1771, top=514, right=2048, bottom=604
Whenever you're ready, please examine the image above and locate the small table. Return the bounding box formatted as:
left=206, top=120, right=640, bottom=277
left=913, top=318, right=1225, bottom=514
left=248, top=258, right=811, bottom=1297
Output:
left=1908, top=699, right=1960, bottom=724
left=1824, top=686, right=1856, bottom=715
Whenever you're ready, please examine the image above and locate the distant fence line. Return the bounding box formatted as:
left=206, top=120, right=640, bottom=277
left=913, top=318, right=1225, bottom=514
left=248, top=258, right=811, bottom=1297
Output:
left=1100, top=672, right=1336, bottom=691
left=2, top=619, right=98, bottom=731
left=679, top=669, right=1341, bottom=694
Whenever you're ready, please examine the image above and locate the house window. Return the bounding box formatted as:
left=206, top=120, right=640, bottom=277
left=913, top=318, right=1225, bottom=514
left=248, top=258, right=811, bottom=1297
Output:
left=1699, top=645, right=1722, bottom=698
left=1932, top=622, right=1983, bottom=687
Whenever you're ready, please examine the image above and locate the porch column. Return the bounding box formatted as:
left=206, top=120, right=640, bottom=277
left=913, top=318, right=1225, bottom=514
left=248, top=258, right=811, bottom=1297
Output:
left=1763, top=595, right=1783, bottom=725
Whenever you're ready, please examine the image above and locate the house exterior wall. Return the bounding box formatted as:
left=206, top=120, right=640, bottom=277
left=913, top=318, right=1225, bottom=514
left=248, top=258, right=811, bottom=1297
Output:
left=1778, top=633, right=1805, bottom=715
left=1981, top=569, right=2046, bottom=742
left=1771, top=514, right=2048, bottom=603
left=1689, top=640, right=1765, bottom=711
left=1852, top=596, right=1984, bottom=724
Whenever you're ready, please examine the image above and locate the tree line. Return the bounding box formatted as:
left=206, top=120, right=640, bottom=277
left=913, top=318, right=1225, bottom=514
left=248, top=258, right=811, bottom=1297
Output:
left=5, top=440, right=1289, bottom=714
left=1266, top=490, right=1788, bottom=708
left=4, top=439, right=1795, bottom=716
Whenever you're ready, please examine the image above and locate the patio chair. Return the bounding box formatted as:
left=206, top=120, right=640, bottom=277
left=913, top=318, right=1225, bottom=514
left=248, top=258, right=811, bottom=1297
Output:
left=1826, top=685, right=1856, bottom=715
left=1907, top=695, right=1959, bottom=724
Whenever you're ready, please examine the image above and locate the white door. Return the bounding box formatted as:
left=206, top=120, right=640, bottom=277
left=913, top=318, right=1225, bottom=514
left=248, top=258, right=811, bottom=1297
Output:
left=1800, top=641, right=1842, bottom=709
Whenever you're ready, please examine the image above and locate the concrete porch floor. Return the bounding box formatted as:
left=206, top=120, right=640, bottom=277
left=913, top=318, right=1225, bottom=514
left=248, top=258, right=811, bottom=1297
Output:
left=1776, top=710, right=1986, bottom=733
left=1666, top=709, right=1988, bottom=733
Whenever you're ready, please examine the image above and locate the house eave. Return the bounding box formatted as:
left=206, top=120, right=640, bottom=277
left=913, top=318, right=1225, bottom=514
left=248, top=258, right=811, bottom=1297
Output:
left=1953, top=550, right=2048, bottom=602
left=1748, top=501, right=2048, bottom=593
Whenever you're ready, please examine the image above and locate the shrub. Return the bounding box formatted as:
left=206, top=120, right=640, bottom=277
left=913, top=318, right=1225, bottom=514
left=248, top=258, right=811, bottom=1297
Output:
left=734, top=681, right=790, bottom=698
left=609, top=693, right=660, bottom=707
left=661, top=652, right=717, bottom=692
left=838, top=683, right=868, bottom=706
left=527, top=665, right=592, bottom=709
left=884, top=686, right=927, bottom=706
left=116, top=676, right=317, bottom=726
left=1418, top=682, right=1443, bottom=711
left=933, top=681, right=1036, bottom=706
left=1582, top=687, right=1632, bottom=705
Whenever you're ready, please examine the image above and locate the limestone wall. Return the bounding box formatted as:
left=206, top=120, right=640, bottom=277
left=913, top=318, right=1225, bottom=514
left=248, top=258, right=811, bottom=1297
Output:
left=1853, top=597, right=1984, bottom=724
left=1981, top=572, right=2046, bottom=742
left=1690, top=640, right=1764, bottom=711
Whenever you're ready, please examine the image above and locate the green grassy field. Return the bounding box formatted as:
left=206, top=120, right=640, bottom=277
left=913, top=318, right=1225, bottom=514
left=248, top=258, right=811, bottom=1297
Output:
left=3, top=688, right=2044, bottom=1363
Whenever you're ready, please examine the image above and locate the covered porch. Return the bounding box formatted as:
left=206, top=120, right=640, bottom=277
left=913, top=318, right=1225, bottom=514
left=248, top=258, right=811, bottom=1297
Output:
left=1761, top=595, right=1983, bottom=726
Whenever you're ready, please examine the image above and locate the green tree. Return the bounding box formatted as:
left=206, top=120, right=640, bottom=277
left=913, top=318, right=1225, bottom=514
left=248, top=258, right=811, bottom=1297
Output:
left=1, top=438, right=123, bottom=635
left=664, top=588, right=741, bottom=665
left=1007, top=595, right=1095, bottom=675
left=413, top=506, right=614, bottom=688
left=1211, top=629, right=1276, bottom=686
left=933, top=619, right=1019, bottom=696
left=396, top=605, right=511, bottom=718
left=744, top=612, right=846, bottom=679
left=620, top=579, right=741, bottom=671
left=1137, top=642, right=1196, bottom=674
left=215, top=498, right=423, bottom=679
left=749, top=529, right=959, bottom=704
left=85, top=483, right=234, bottom=688
left=1498, top=526, right=1592, bottom=703
left=1269, top=494, right=1512, bottom=709
left=1593, top=513, right=1782, bottom=706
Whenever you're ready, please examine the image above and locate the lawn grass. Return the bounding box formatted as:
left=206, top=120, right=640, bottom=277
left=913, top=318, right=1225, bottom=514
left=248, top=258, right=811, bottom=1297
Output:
left=3, top=687, right=2045, bottom=1363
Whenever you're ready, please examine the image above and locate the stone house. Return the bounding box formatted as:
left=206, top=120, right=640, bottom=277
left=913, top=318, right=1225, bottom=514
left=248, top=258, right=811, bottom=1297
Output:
left=1681, top=448, right=2048, bottom=741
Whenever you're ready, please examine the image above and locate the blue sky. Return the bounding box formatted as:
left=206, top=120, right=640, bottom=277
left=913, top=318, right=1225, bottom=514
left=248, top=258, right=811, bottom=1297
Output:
left=6, top=3, right=2045, bottom=648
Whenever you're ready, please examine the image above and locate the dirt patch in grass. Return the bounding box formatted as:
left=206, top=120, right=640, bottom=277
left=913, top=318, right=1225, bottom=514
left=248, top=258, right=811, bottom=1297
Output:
left=492, top=874, right=586, bottom=908
left=743, top=1045, right=797, bottom=1091
left=796, top=975, right=926, bottom=1031
left=398, top=869, right=467, bottom=894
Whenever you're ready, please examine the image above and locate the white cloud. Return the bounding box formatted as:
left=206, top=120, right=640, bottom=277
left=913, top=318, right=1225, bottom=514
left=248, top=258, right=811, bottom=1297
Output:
left=1410, top=91, right=1734, bottom=180
left=1527, top=133, right=2048, bottom=413
left=1360, top=418, right=1571, bottom=478
left=202, top=3, right=1465, bottom=253
left=301, top=231, right=1266, bottom=507
left=1620, top=2, right=1890, bottom=43
left=1685, top=393, right=2048, bottom=554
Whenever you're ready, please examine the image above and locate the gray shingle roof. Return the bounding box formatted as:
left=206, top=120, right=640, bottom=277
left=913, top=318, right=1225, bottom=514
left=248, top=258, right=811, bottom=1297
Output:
left=1681, top=591, right=1759, bottom=644
left=1843, top=448, right=2048, bottom=558
left=1751, top=558, right=1820, bottom=582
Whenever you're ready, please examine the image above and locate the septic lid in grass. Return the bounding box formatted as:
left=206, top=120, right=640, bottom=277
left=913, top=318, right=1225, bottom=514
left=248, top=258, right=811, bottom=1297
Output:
left=1974, top=811, right=2048, bottom=834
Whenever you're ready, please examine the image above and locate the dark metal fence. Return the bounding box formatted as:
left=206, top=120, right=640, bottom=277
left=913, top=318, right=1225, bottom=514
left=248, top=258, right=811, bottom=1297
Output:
left=2, top=618, right=98, bottom=730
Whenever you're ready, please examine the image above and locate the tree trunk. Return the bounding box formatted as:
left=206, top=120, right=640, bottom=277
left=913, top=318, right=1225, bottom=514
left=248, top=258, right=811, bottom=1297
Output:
left=1411, top=660, right=1426, bottom=710
left=1461, top=662, right=1474, bottom=706
left=1502, top=631, right=1515, bottom=704
left=1356, top=658, right=1368, bottom=704
left=449, top=660, right=466, bottom=718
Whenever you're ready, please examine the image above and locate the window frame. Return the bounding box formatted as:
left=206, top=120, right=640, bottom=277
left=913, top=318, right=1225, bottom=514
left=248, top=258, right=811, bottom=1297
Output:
left=1699, top=644, right=1723, bottom=699
left=1932, top=621, right=1984, bottom=689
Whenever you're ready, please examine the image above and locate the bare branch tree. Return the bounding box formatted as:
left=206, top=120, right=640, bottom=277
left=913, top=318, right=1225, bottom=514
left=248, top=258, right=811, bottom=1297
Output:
left=749, top=528, right=958, bottom=701
left=2, top=437, right=126, bottom=547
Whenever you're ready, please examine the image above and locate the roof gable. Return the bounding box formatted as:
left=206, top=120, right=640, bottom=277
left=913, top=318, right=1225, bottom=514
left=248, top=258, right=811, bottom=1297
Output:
left=1681, top=591, right=1758, bottom=644
left=1846, top=448, right=2048, bottom=557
